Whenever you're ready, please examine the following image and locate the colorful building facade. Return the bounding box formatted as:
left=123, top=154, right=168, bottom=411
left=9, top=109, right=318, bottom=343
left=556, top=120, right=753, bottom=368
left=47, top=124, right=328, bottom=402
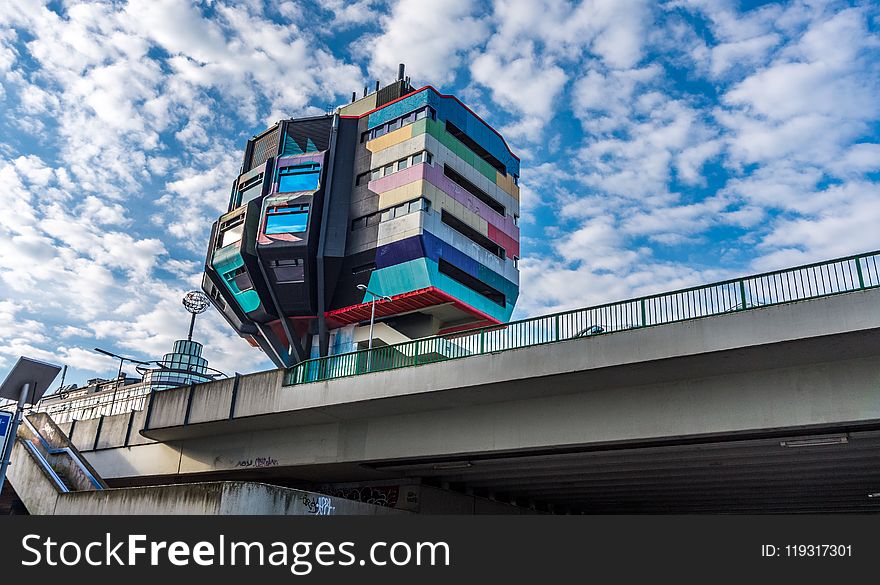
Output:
left=202, top=73, right=521, bottom=367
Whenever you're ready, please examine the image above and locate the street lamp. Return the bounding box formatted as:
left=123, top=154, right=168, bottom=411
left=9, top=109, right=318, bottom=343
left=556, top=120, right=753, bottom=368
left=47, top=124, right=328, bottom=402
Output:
left=357, top=284, right=391, bottom=371
left=93, top=348, right=151, bottom=382
left=182, top=290, right=210, bottom=341
left=93, top=348, right=150, bottom=414
left=0, top=357, right=61, bottom=494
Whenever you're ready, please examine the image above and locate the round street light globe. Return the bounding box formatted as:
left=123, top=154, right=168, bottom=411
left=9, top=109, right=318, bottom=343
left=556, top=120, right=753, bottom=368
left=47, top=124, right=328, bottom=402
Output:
left=182, top=291, right=210, bottom=315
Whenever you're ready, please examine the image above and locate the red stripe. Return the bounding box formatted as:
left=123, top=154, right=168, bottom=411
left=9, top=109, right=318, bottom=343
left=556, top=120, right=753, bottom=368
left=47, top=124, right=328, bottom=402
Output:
left=325, top=286, right=501, bottom=328
left=487, top=224, right=520, bottom=259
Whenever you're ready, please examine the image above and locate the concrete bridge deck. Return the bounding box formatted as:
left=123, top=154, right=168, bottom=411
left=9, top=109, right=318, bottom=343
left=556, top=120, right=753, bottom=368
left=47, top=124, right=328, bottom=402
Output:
left=50, top=287, right=880, bottom=513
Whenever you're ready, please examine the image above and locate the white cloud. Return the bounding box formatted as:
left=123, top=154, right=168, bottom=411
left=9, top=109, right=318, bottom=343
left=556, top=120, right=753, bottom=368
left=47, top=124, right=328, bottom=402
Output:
left=367, top=0, right=487, bottom=85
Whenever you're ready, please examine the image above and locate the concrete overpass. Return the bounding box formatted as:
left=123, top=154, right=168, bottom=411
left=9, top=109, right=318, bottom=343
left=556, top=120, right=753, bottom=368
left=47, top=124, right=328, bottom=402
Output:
left=47, top=285, right=880, bottom=513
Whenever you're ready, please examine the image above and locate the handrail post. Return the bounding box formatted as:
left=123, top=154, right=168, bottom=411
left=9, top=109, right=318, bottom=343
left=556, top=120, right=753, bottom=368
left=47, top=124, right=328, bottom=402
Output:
left=414, top=340, right=420, bottom=365
left=554, top=315, right=560, bottom=342
left=480, top=330, right=486, bottom=353
left=738, top=280, right=747, bottom=310
left=855, top=256, right=866, bottom=289
left=640, top=299, right=647, bottom=327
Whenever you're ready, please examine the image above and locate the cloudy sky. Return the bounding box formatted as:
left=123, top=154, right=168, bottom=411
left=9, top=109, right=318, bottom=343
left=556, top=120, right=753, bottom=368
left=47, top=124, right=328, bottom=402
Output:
left=1, top=0, right=878, bottom=387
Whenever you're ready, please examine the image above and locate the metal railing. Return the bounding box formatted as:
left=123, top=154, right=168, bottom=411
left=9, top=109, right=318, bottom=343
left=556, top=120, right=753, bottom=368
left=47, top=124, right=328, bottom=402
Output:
left=285, top=250, right=880, bottom=386
left=31, top=386, right=153, bottom=424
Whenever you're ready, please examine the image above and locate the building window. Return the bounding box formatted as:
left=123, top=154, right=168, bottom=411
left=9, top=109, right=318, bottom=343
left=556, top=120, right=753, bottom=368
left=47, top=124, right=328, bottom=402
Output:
left=278, top=163, right=320, bottom=193
left=445, top=120, right=507, bottom=176
left=219, top=219, right=245, bottom=248
left=265, top=204, right=309, bottom=234
left=440, top=209, right=505, bottom=259
left=351, top=197, right=430, bottom=231
left=270, top=258, right=304, bottom=283
left=438, top=258, right=506, bottom=307
left=235, top=173, right=264, bottom=207
left=357, top=150, right=433, bottom=189
left=227, top=266, right=254, bottom=292
left=363, top=106, right=436, bottom=142
left=444, top=164, right=505, bottom=215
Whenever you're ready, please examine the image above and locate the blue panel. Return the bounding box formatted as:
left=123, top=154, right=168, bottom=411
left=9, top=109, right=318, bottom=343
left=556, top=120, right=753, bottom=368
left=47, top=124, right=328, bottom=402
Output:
left=278, top=164, right=320, bottom=193
left=371, top=232, right=519, bottom=301
left=366, top=87, right=520, bottom=178
left=266, top=211, right=308, bottom=234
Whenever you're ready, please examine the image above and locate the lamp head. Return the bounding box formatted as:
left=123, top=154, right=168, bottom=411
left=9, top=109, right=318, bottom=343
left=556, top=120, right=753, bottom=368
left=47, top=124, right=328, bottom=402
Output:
left=357, top=284, right=367, bottom=291
left=183, top=290, right=210, bottom=314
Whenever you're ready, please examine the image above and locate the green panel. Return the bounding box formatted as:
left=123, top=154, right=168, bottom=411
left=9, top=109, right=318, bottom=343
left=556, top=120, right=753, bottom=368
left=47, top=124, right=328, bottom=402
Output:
left=413, top=118, right=498, bottom=183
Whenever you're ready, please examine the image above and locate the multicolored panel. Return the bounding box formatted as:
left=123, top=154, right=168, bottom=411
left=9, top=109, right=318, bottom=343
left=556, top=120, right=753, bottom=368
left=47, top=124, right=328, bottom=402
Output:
left=366, top=116, right=520, bottom=201
left=368, top=162, right=519, bottom=258
left=363, top=87, right=520, bottom=180
left=349, top=85, right=521, bottom=325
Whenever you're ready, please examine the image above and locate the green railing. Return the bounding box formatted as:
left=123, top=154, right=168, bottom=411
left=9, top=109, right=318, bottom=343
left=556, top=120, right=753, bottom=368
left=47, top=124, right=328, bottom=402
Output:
left=285, top=250, right=880, bottom=386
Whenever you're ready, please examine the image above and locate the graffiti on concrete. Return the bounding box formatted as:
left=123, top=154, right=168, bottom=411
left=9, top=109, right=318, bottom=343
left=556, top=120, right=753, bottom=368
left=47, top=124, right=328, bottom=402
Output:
left=235, top=456, right=279, bottom=468
left=324, top=485, right=402, bottom=508
left=301, top=494, right=336, bottom=515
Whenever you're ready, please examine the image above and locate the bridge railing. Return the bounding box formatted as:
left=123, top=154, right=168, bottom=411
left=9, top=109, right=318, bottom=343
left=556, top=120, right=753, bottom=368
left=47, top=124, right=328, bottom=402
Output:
left=284, top=250, right=880, bottom=386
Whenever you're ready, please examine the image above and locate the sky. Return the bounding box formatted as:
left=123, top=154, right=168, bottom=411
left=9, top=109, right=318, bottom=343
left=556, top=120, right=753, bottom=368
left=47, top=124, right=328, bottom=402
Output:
left=1, top=0, right=878, bottom=388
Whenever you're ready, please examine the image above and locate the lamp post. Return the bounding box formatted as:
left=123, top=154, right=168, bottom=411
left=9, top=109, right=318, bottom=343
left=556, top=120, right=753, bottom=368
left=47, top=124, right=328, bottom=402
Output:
left=357, top=284, right=391, bottom=371
left=0, top=357, right=61, bottom=494
left=182, top=290, right=210, bottom=342
left=93, top=348, right=150, bottom=414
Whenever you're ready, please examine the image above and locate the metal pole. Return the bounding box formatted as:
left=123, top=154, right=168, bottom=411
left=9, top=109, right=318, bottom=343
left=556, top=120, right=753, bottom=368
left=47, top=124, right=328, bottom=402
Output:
left=187, top=312, right=197, bottom=341
left=366, top=295, right=377, bottom=371
left=0, top=382, right=31, bottom=494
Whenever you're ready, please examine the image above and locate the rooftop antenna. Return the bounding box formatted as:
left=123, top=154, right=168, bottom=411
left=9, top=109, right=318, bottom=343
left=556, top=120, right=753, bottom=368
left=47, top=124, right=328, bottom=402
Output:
left=374, top=80, right=379, bottom=92
left=398, top=63, right=405, bottom=80
left=182, top=290, right=211, bottom=342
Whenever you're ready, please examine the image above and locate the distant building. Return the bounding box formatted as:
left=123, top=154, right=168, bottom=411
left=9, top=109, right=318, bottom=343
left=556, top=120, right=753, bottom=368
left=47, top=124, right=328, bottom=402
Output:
left=34, top=339, right=215, bottom=423
left=202, top=66, right=521, bottom=367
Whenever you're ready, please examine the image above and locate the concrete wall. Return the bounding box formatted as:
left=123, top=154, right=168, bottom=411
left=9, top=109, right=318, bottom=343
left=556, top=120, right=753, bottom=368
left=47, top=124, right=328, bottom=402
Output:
left=53, top=482, right=405, bottom=515
left=6, top=440, right=62, bottom=515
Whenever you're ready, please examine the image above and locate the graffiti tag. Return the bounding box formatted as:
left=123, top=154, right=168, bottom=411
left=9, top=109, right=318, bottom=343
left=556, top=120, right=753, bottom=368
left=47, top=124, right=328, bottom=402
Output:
left=235, top=456, right=279, bottom=468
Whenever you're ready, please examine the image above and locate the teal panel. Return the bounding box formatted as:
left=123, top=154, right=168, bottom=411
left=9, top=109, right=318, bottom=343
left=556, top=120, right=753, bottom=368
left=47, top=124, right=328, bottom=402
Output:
left=367, top=258, right=513, bottom=323
left=282, top=138, right=304, bottom=157
left=212, top=244, right=261, bottom=313
left=366, top=258, right=433, bottom=299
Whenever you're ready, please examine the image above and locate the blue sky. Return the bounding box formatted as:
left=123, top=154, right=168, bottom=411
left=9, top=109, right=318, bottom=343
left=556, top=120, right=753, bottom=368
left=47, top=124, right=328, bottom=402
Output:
left=1, top=0, right=878, bottom=387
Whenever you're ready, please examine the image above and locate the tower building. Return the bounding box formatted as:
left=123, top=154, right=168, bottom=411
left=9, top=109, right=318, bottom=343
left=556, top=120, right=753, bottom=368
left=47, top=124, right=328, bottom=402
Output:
left=202, top=67, right=521, bottom=367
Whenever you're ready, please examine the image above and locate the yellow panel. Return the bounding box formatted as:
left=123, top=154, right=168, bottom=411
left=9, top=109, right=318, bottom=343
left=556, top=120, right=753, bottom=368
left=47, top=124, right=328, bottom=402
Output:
left=340, top=94, right=377, bottom=117
left=378, top=180, right=426, bottom=209
left=495, top=171, right=520, bottom=201
left=366, top=124, right=414, bottom=153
